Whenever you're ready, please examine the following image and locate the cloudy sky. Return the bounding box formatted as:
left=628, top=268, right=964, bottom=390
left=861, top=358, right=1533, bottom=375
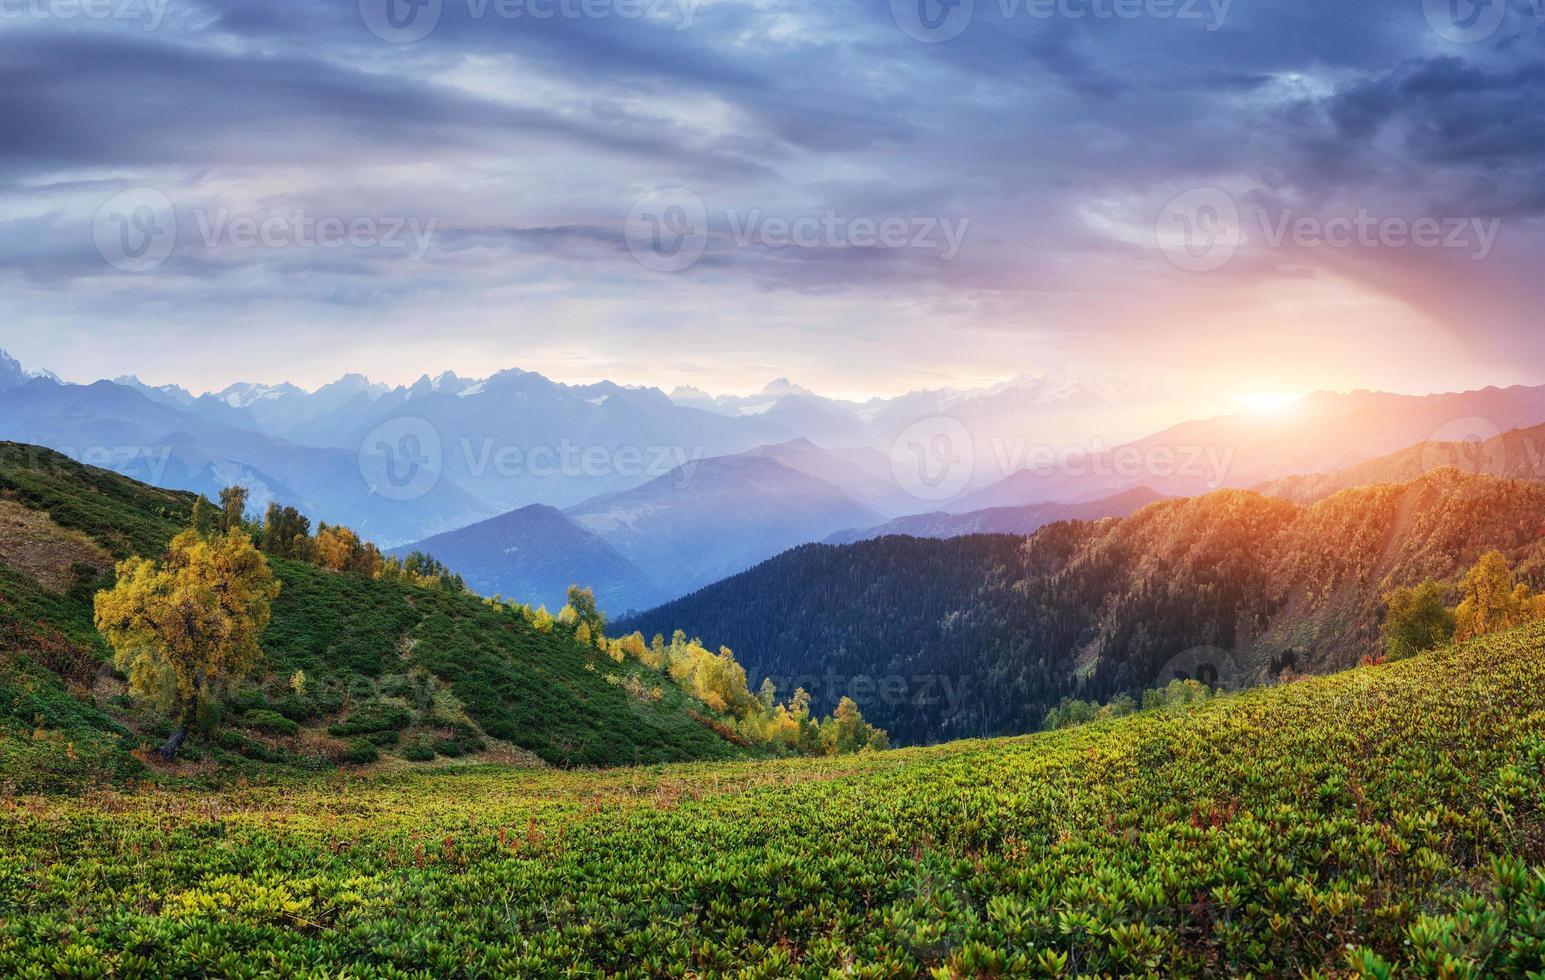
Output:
left=1, top=0, right=1542, bottom=403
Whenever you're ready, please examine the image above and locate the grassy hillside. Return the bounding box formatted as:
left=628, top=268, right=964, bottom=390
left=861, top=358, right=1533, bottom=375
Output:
left=0, top=443, right=745, bottom=788
left=621, top=469, right=1545, bottom=744
left=3, top=624, right=1543, bottom=975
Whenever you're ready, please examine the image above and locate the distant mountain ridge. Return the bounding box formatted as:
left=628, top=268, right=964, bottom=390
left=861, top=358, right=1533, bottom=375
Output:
left=1258, top=421, right=1545, bottom=504
left=391, top=504, right=666, bottom=615
left=951, top=385, right=1545, bottom=511
left=824, top=486, right=1166, bottom=544
left=564, top=452, right=886, bottom=598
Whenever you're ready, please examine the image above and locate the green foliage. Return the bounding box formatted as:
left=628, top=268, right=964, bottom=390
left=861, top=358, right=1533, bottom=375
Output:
left=400, top=736, right=436, bottom=762
left=240, top=709, right=298, bottom=736
left=327, top=702, right=413, bottom=737
left=3, top=625, right=1544, bottom=975
left=0, top=442, right=193, bottom=559
left=1383, top=580, right=1457, bottom=660
left=339, top=737, right=379, bottom=764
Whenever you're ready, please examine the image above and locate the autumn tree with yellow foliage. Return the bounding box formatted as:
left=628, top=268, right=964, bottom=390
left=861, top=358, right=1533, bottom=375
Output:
left=1454, top=550, right=1544, bottom=641
left=94, top=528, right=280, bottom=761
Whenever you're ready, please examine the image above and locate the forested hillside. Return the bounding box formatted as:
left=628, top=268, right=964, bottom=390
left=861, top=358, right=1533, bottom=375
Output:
left=622, top=468, right=1545, bottom=744
left=0, top=444, right=753, bottom=786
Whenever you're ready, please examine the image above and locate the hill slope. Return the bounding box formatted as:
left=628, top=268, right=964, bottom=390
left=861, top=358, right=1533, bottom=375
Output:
left=5, top=626, right=1544, bottom=975
left=0, top=443, right=746, bottom=786
left=1259, top=420, right=1545, bottom=503
left=825, top=486, right=1165, bottom=544
left=621, top=468, right=1545, bottom=744
left=393, top=504, right=666, bottom=615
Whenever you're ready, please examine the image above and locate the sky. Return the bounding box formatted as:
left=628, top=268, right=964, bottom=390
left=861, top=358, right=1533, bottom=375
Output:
left=1, top=0, right=1543, bottom=402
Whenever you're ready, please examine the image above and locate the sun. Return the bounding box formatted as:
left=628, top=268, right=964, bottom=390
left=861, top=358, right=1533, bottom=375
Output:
left=1234, top=392, right=1303, bottom=415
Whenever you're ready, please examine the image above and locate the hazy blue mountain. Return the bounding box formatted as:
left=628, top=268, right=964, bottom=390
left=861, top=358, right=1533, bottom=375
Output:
left=0, top=376, right=494, bottom=545
left=393, top=504, right=666, bottom=616
left=279, top=369, right=800, bottom=509
left=566, top=454, right=885, bottom=599
left=825, top=486, right=1166, bottom=544
left=740, top=438, right=922, bottom=518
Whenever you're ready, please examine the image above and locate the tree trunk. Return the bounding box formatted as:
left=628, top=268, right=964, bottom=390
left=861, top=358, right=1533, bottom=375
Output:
left=159, top=699, right=196, bottom=761
left=158, top=725, right=188, bottom=762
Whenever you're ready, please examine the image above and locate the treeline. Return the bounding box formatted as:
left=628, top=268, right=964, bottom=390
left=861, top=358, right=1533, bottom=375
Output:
left=486, top=585, right=887, bottom=757
left=1042, top=677, right=1221, bottom=731
left=200, top=487, right=466, bottom=592
left=1381, top=550, right=1545, bottom=660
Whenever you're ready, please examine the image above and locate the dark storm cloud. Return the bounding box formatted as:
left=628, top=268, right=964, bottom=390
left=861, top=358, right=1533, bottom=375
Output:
left=1, top=0, right=1543, bottom=383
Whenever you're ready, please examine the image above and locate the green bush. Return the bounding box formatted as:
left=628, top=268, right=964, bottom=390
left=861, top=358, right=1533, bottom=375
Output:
left=327, top=702, right=412, bottom=737
left=242, top=709, right=299, bottom=736
left=400, top=738, right=436, bottom=762
left=338, top=738, right=378, bottom=764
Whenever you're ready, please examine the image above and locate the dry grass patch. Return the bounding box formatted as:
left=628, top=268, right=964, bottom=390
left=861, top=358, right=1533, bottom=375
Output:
left=0, top=497, right=111, bottom=591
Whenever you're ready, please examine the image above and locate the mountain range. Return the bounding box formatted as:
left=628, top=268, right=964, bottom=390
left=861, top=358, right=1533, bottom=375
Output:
left=9, top=346, right=1545, bottom=622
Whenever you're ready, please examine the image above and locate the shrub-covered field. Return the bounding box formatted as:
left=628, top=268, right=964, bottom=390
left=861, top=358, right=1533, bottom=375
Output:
left=4, top=624, right=1543, bottom=977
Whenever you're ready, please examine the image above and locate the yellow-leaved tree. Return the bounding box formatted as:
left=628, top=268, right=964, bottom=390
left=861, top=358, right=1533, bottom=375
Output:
left=1453, top=550, right=1540, bottom=642
left=94, top=529, right=281, bottom=761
